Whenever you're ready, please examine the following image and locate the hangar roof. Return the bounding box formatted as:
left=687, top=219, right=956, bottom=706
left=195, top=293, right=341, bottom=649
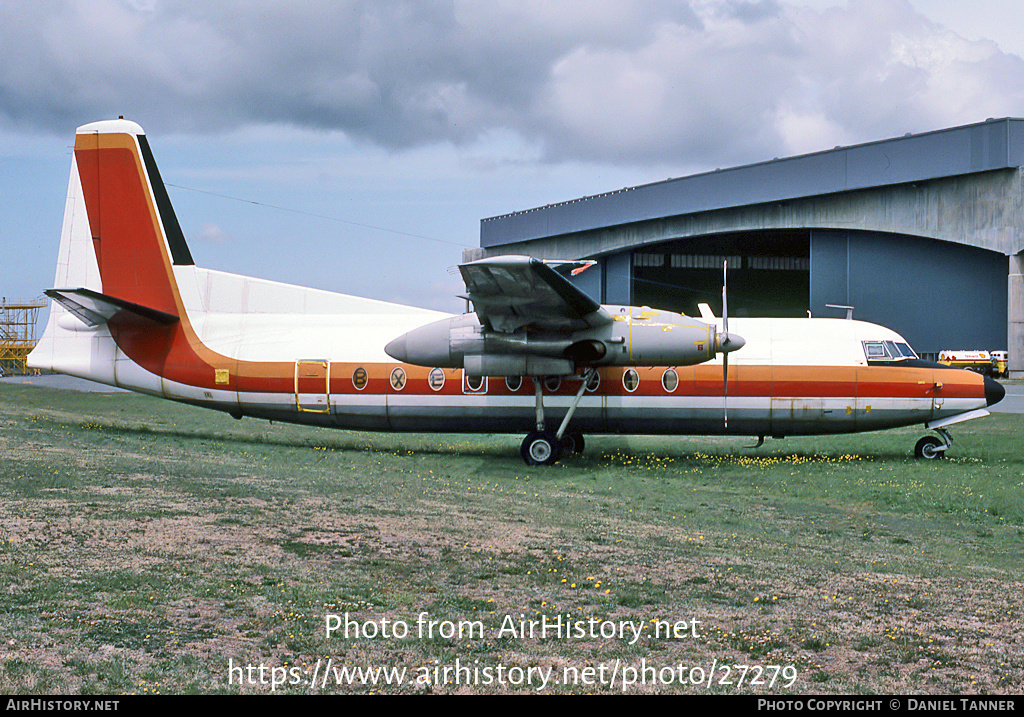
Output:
left=481, top=118, right=1024, bottom=249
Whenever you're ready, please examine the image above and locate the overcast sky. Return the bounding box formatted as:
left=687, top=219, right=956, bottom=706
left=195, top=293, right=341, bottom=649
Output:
left=3, top=0, right=1023, bottom=315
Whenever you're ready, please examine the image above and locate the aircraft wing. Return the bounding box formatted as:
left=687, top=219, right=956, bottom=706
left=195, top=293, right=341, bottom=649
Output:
left=459, top=255, right=611, bottom=333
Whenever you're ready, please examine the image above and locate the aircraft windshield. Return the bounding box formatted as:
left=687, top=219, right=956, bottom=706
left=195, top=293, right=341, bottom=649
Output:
left=863, top=340, right=917, bottom=362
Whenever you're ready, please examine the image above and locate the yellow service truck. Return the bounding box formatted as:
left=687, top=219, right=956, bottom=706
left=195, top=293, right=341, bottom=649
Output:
left=938, top=350, right=1008, bottom=378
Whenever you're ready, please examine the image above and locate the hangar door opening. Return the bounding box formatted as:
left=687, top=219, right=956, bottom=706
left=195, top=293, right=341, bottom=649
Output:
left=630, top=231, right=810, bottom=318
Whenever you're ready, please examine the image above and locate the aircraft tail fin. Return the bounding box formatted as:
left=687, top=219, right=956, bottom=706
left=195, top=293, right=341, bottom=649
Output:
left=69, top=119, right=193, bottom=313
left=29, top=119, right=191, bottom=376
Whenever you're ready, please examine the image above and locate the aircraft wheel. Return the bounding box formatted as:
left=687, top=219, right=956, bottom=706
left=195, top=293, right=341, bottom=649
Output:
left=561, top=431, right=585, bottom=455
left=914, top=435, right=945, bottom=460
left=521, top=430, right=562, bottom=466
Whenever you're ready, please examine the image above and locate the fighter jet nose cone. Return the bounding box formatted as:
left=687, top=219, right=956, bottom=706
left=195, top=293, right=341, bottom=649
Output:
left=384, top=335, right=407, bottom=362
left=984, top=376, right=1005, bottom=407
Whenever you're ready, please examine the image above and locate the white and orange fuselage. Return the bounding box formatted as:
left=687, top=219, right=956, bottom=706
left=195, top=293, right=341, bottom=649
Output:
left=29, top=120, right=1003, bottom=449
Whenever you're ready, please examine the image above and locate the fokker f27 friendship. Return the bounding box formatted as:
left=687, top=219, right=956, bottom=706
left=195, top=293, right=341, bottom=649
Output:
left=29, top=120, right=1005, bottom=465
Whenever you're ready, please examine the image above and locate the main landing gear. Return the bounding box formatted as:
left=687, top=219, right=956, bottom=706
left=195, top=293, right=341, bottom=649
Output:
left=520, top=370, right=594, bottom=466
left=914, top=428, right=952, bottom=460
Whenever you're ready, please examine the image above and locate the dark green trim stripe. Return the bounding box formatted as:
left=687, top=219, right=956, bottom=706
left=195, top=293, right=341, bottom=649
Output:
left=138, top=135, right=194, bottom=266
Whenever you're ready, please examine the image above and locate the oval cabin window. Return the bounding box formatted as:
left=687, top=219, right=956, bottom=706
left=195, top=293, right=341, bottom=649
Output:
left=662, top=368, right=678, bottom=392
left=352, top=367, right=368, bottom=391
left=623, top=368, right=639, bottom=392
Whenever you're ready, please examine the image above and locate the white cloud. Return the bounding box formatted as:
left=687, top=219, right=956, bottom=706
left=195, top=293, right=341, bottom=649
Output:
left=774, top=107, right=855, bottom=156
left=195, top=222, right=231, bottom=244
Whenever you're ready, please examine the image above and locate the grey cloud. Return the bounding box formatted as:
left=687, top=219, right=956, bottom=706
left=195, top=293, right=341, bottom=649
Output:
left=2, top=0, right=1022, bottom=168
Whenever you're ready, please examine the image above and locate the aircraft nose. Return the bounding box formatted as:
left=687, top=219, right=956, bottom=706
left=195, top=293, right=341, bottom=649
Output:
left=984, top=376, right=1005, bottom=407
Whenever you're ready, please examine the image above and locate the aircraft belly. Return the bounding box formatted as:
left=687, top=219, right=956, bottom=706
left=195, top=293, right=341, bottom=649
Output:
left=602, top=395, right=770, bottom=435
left=856, top=398, right=933, bottom=430
left=326, top=390, right=942, bottom=436
left=111, top=350, right=166, bottom=397
left=330, top=393, right=390, bottom=430
left=384, top=394, right=605, bottom=433
left=930, top=397, right=987, bottom=420
left=769, top=396, right=935, bottom=435
left=163, top=377, right=240, bottom=410
left=770, top=397, right=851, bottom=435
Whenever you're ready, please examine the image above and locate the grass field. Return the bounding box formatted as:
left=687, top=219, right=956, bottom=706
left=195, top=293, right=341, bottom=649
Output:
left=1, top=382, right=1021, bottom=694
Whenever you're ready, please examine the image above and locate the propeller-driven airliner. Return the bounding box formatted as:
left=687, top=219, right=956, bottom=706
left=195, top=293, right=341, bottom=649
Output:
left=28, top=119, right=1005, bottom=465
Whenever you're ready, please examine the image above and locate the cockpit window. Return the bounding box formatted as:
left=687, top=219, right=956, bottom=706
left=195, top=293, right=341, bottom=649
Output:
left=863, top=341, right=889, bottom=359
left=863, top=340, right=918, bottom=362
left=895, top=342, right=917, bottom=358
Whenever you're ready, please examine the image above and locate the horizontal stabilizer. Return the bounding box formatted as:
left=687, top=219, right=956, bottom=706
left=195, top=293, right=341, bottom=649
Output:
left=46, top=288, right=179, bottom=328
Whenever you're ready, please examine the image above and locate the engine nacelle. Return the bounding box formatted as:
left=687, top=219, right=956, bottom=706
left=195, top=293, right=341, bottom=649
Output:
left=600, top=306, right=740, bottom=366
left=384, top=307, right=744, bottom=375
left=385, top=314, right=571, bottom=369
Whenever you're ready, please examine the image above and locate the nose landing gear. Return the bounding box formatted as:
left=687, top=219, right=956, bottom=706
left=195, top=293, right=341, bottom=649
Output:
left=914, top=428, right=952, bottom=460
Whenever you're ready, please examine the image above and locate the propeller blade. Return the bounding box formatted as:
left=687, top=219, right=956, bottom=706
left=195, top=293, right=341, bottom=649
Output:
left=724, top=352, right=729, bottom=428
left=710, top=260, right=745, bottom=429
left=722, top=260, right=729, bottom=337
left=723, top=261, right=728, bottom=428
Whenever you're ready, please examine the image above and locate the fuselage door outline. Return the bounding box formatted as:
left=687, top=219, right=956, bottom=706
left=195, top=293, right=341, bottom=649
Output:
left=295, top=360, right=330, bottom=413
